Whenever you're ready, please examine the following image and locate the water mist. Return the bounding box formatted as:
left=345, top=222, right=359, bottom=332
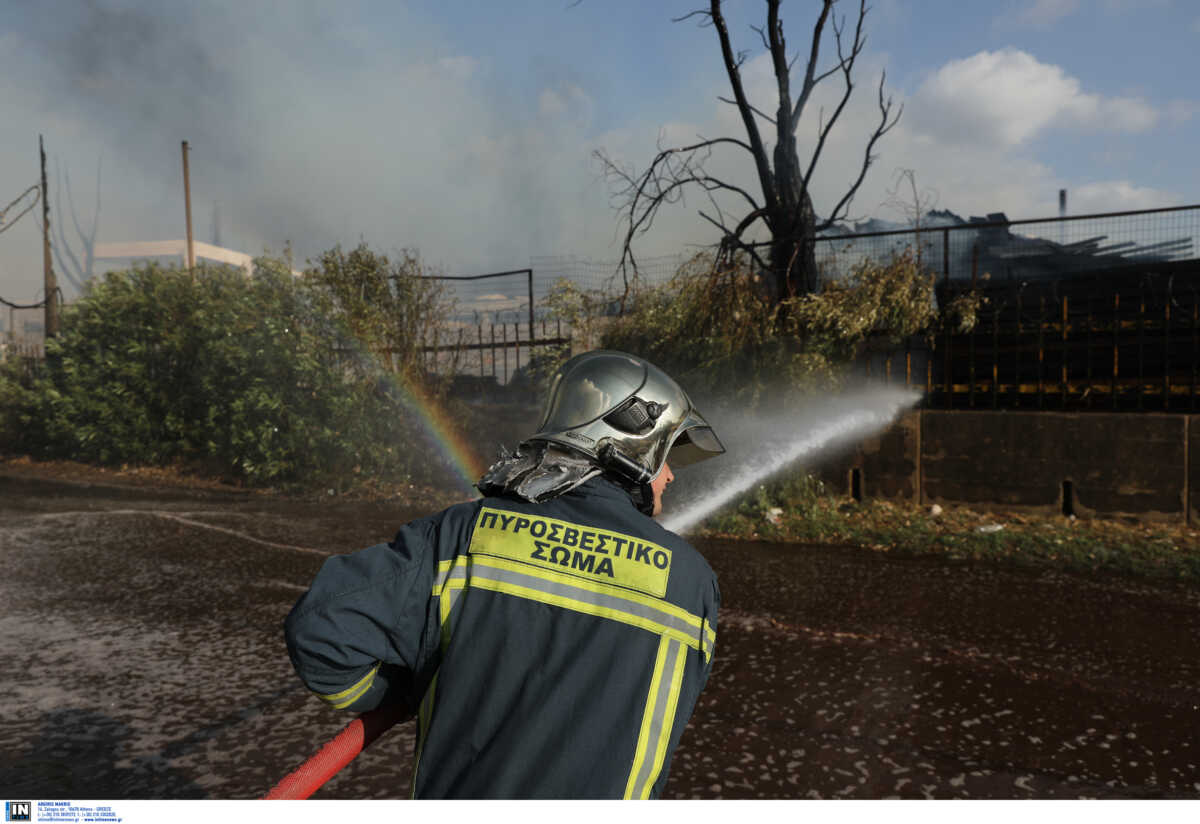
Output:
left=661, top=387, right=921, bottom=535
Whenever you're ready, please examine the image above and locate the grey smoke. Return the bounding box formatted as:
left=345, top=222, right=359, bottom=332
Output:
left=0, top=0, right=621, bottom=298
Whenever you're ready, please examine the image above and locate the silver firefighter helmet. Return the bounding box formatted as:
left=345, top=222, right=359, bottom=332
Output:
left=531, top=350, right=724, bottom=484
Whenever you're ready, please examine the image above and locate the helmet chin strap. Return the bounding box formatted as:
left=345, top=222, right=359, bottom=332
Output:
left=598, top=443, right=657, bottom=516
left=635, top=481, right=656, bottom=516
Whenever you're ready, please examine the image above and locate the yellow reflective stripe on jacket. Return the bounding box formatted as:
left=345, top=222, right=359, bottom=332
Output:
left=701, top=618, right=716, bottom=662
left=624, top=635, right=687, bottom=799
left=466, top=554, right=707, bottom=653
left=435, top=555, right=470, bottom=650
left=316, top=662, right=380, bottom=709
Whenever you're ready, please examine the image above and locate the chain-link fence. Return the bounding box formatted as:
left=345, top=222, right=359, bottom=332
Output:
left=530, top=253, right=688, bottom=299
left=817, top=204, right=1198, bottom=287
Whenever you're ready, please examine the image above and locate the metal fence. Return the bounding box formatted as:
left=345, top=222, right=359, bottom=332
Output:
left=0, top=340, right=44, bottom=361
left=418, top=256, right=689, bottom=387
left=421, top=317, right=573, bottom=397
left=853, top=258, right=1200, bottom=413
left=419, top=268, right=572, bottom=389
left=817, top=204, right=1199, bottom=287
left=530, top=253, right=688, bottom=296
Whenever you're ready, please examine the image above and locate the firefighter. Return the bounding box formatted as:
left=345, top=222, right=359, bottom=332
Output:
left=284, top=350, right=725, bottom=798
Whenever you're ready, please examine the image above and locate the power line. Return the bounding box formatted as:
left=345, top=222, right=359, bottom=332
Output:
left=0, top=183, right=40, bottom=236
left=0, top=286, right=62, bottom=310
left=0, top=294, right=49, bottom=310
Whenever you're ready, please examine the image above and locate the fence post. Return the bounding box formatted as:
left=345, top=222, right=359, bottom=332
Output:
left=943, top=228, right=951, bottom=408
left=1014, top=286, right=1022, bottom=408
left=1164, top=277, right=1172, bottom=410
left=1138, top=277, right=1146, bottom=412
left=1193, top=290, right=1198, bottom=412
left=992, top=299, right=999, bottom=410
left=1086, top=291, right=1093, bottom=410
left=527, top=270, right=535, bottom=347
left=1112, top=292, right=1119, bottom=410
left=1061, top=295, right=1069, bottom=408
left=1037, top=294, right=1045, bottom=410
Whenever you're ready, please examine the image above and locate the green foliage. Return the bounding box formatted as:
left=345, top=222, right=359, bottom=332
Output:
left=706, top=473, right=833, bottom=538
left=790, top=247, right=938, bottom=359
left=0, top=247, right=451, bottom=489
left=539, top=277, right=611, bottom=350
left=307, top=244, right=450, bottom=381
left=599, top=249, right=966, bottom=406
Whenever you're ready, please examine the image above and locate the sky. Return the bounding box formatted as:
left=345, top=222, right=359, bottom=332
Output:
left=1, top=0, right=1197, bottom=303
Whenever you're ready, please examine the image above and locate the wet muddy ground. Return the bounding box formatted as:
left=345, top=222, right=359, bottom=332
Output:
left=1, top=471, right=1198, bottom=799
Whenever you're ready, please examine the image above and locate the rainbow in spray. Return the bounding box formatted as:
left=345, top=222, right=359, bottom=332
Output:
left=332, top=332, right=488, bottom=497
left=384, top=373, right=488, bottom=496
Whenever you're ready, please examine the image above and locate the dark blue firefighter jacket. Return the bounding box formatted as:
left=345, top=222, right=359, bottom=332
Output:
left=284, top=476, right=719, bottom=799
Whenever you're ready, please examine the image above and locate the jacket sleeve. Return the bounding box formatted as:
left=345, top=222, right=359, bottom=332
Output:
left=284, top=517, right=440, bottom=714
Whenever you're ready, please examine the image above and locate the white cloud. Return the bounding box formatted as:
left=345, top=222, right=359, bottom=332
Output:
left=587, top=46, right=1181, bottom=259
left=1014, top=0, right=1080, bottom=29
left=911, top=49, right=1157, bottom=148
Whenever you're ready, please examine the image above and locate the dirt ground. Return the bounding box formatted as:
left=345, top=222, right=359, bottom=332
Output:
left=1, top=462, right=1197, bottom=799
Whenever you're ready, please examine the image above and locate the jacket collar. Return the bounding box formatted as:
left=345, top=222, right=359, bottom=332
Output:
left=567, top=475, right=639, bottom=508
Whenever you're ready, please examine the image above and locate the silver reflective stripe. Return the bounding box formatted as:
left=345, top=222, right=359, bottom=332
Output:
left=433, top=560, right=468, bottom=594
left=627, top=637, right=686, bottom=799
left=433, top=567, right=450, bottom=592
left=471, top=561, right=702, bottom=649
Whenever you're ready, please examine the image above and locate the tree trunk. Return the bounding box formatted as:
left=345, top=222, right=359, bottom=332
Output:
left=766, top=136, right=819, bottom=301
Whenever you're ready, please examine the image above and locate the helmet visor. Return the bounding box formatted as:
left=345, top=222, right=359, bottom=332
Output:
left=665, top=415, right=726, bottom=468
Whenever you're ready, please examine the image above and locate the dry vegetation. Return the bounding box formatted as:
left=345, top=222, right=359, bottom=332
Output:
left=702, top=474, right=1200, bottom=583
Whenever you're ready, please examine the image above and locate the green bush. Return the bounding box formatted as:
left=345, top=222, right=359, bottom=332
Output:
left=596, top=249, right=965, bottom=407
left=0, top=246, right=451, bottom=489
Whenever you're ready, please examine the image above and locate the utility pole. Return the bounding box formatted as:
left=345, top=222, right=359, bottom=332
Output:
left=181, top=140, right=195, bottom=278
left=40, top=135, right=58, bottom=338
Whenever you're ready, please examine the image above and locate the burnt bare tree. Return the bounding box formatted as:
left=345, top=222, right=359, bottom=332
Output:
left=596, top=0, right=900, bottom=302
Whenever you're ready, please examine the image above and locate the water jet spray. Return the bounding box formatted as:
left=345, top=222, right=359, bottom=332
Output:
left=661, top=387, right=920, bottom=534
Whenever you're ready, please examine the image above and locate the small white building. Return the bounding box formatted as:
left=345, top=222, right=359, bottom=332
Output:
left=94, top=240, right=301, bottom=278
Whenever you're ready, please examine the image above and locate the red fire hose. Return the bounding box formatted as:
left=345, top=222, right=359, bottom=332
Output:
left=262, top=703, right=410, bottom=800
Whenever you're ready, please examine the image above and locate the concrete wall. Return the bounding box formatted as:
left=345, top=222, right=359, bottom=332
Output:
left=820, top=410, right=1195, bottom=524
left=819, top=411, right=921, bottom=503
